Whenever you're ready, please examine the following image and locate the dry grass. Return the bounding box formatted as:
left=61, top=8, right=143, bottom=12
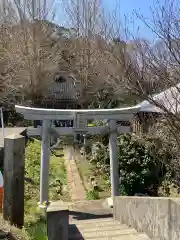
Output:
left=0, top=215, right=30, bottom=240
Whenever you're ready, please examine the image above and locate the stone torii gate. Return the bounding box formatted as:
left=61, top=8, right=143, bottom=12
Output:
left=15, top=105, right=140, bottom=207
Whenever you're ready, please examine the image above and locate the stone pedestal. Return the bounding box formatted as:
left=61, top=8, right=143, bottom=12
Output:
left=47, top=201, right=69, bottom=240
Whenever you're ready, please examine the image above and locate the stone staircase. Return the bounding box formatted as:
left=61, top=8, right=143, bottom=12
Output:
left=68, top=217, right=151, bottom=240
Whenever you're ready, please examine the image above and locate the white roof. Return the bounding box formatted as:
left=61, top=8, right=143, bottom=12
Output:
left=137, top=83, right=180, bottom=114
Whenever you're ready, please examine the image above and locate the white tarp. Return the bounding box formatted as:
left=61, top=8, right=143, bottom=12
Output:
left=136, top=83, right=180, bottom=114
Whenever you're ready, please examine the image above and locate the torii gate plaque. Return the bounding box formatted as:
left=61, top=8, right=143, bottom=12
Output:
left=15, top=105, right=140, bottom=207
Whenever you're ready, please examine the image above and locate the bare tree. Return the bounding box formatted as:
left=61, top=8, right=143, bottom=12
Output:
left=3, top=0, right=178, bottom=114
left=63, top=0, right=180, bottom=147
left=92, top=0, right=180, bottom=154
left=68, top=0, right=180, bottom=134
left=61, top=0, right=126, bottom=108
left=0, top=0, right=136, bottom=108
left=125, top=0, right=180, bottom=140
left=0, top=0, right=118, bottom=108
left=0, top=0, right=73, bottom=106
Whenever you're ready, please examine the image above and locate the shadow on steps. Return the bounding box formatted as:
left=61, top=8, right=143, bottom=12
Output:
left=69, top=210, right=113, bottom=221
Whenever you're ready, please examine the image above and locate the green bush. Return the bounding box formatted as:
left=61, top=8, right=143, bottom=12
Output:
left=152, top=121, right=180, bottom=191
left=89, top=134, right=171, bottom=196
left=5, top=111, right=33, bottom=127
left=90, top=142, right=109, bottom=177
left=118, top=134, right=167, bottom=196
left=86, top=190, right=100, bottom=200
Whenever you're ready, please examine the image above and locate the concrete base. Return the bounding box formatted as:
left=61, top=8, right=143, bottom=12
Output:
left=39, top=204, right=48, bottom=209
left=47, top=201, right=69, bottom=240
left=113, top=196, right=180, bottom=240
left=107, top=197, right=113, bottom=208
left=38, top=201, right=52, bottom=209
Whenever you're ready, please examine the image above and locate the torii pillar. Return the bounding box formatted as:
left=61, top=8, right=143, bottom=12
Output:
left=40, top=120, right=51, bottom=206
left=109, top=120, right=119, bottom=197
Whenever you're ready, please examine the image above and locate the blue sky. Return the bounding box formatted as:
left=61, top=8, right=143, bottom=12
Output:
left=102, top=0, right=157, bottom=42
left=54, top=0, right=161, bottom=42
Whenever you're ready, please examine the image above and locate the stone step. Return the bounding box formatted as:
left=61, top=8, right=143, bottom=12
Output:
left=69, top=223, right=129, bottom=233
left=69, top=233, right=151, bottom=240
left=70, top=221, right=118, bottom=227
left=134, top=234, right=151, bottom=240
left=68, top=218, right=151, bottom=240
left=69, top=227, right=138, bottom=239
left=70, top=221, right=123, bottom=229
left=71, top=217, right=115, bottom=224
left=97, top=234, right=151, bottom=240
